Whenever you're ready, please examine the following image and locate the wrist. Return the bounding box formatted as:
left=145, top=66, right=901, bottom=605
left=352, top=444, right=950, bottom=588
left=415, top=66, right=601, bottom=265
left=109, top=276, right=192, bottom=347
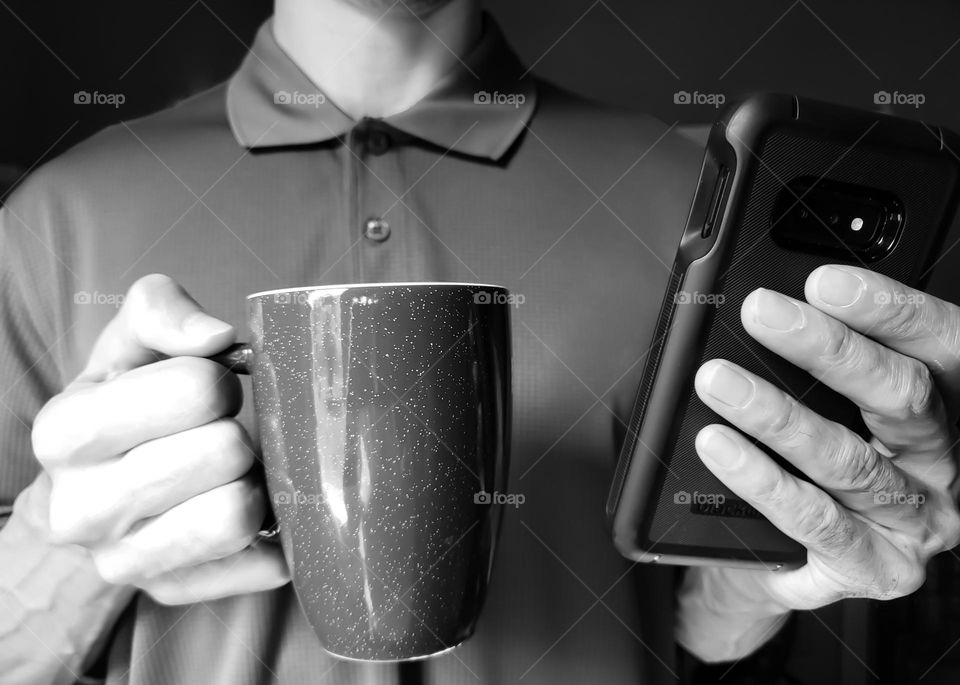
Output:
left=1, top=474, right=136, bottom=683
left=676, top=566, right=792, bottom=663
left=682, top=565, right=791, bottom=617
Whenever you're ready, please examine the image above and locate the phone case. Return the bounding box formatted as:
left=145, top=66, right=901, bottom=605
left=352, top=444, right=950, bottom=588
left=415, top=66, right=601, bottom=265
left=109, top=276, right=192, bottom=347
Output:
left=608, top=93, right=960, bottom=569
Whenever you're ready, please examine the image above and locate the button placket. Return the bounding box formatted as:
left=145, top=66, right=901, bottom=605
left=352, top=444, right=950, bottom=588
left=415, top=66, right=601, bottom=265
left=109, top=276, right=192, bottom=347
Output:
left=354, top=120, right=394, bottom=248
left=346, top=126, right=364, bottom=279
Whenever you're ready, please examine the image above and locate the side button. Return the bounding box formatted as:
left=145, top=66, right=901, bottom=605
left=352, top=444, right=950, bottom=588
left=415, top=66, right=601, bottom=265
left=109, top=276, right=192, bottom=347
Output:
left=702, top=166, right=729, bottom=239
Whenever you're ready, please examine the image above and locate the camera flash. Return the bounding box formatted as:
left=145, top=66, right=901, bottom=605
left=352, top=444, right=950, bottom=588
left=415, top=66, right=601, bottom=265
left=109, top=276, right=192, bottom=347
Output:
left=851, top=217, right=864, bottom=232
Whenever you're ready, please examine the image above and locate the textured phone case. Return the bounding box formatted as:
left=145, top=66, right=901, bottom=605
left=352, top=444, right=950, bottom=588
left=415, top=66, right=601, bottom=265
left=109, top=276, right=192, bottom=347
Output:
left=609, top=94, right=960, bottom=567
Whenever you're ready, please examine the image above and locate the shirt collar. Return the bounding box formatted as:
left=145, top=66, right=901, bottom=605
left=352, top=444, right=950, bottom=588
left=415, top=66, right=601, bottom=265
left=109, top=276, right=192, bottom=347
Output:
left=226, top=15, right=537, bottom=160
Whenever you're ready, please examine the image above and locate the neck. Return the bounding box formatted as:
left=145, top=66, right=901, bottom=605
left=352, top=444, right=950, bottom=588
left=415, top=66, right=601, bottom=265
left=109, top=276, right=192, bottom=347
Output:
left=273, top=0, right=482, bottom=120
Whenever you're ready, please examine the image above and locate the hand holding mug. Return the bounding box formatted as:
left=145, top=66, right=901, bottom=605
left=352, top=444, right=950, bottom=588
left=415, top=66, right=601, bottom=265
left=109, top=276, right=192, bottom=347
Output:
left=35, top=275, right=512, bottom=662
left=32, top=274, right=289, bottom=605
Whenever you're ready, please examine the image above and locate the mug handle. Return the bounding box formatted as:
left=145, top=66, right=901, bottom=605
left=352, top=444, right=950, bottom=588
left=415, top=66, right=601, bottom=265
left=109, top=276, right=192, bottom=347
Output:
left=208, top=342, right=255, bottom=375
left=206, top=342, right=280, bottom=540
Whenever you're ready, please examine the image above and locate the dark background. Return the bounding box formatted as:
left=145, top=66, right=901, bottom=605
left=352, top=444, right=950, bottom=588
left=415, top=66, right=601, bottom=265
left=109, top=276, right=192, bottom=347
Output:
left=4, top=1, right=960, bottom=682
left=5, top=0, right=960, bottom=183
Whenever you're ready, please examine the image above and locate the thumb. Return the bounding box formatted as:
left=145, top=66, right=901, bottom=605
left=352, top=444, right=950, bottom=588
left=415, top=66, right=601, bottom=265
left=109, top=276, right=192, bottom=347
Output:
left=77, top=274, right=236, bottom=383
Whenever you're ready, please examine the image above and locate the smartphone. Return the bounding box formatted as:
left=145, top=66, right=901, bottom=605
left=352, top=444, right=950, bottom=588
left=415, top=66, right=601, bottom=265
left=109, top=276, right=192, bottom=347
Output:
left=607, top=93, right=960, bottom=569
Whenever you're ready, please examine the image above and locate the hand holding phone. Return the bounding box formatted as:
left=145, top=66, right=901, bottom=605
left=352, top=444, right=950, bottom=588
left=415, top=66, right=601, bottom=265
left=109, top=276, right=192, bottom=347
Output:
left=677, top=265, right=960, bottom=660
left=608, top=94, right=960, bottom=568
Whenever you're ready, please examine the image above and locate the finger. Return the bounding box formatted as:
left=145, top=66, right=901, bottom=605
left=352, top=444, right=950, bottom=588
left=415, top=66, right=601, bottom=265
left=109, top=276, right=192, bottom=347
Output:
left=90, top=476, right=265, bottom=585
left=695, top=360, right=927, bottom=525
left=46, top=419, right=257, bottom=545
left=78, top=273, right=236, bottom=384
left=741, top=288, right=952, bottom=456
left=137, top=544, right=289, bottom=606
left=805, top=266, right=960, bottom=410
left=32, top=356, right=242, bottom=468
left=694, top=424, right=875, bottom=586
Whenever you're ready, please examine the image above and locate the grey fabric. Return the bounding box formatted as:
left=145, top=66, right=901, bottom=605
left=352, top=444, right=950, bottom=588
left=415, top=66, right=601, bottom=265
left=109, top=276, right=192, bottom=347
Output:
left=0, top=15, right=703, bottom=685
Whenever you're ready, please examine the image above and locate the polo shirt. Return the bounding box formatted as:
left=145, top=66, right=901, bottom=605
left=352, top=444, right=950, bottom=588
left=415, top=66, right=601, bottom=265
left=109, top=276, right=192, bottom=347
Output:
left=0, top=14, right=704, bottom=685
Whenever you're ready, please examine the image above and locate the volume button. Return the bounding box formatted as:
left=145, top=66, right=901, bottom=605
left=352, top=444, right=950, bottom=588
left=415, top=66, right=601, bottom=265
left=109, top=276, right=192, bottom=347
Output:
left=702, top=166, right=729, bottom=239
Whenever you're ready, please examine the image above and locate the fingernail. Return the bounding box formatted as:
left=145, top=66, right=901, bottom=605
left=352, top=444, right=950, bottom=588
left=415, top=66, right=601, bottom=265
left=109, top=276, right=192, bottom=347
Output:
left=753, top=289, right=805, bottom=331
left=181, top=312, right=234, bottom=338
left=814, top=266, right=866, bottom=307
left=699, top=429, right=743, bottom=468
left=703, top=363, right=755, bottom=408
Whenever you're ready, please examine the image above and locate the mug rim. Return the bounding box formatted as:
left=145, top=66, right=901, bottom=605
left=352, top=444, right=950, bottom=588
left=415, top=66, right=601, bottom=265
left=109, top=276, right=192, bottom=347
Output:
left=247, top=282, right=508, bottom=300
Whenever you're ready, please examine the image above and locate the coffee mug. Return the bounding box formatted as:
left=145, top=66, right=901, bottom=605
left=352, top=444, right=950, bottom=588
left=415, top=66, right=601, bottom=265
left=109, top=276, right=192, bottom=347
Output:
left=210, top=282, right=511, bottom=662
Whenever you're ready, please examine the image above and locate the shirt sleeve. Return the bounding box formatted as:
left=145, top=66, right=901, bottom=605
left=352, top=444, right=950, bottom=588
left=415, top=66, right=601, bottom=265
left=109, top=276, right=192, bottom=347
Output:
left=0, top=200, right=68, bottom=529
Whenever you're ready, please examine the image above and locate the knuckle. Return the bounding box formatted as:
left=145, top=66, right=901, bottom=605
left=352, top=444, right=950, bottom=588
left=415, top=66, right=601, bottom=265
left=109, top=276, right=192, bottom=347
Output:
left=204, top=420, right=255, bottom=477
left=208, top=417, right=247, bottom=447
left=47, top=515, right=86, bottom=546
left=210, top=527, right=254, bottom=558
left=33, top=386, right=121, bottom=468
left=125, top=274, right=194, bottom=346
left=163, top=357, right=240, bottom=419
left=878, top=289, right=923, bottom=339
left=915, top=297, right=952, bottom=343
left=851, top=463, right=899, bottom=499
left=750, top=468, right=790, bottom=508
left=125, top=276, right=174, bottom=339
left=760, top=396, right=805, bottom=444
left=820, top=321, right=861, bottom=369
left=92, top=552, right=137, bottom=586
left=125, top=274, right=177, bottom=314
left=826, top=437, right=886, bottom=492
left=48, top=503, right=93, bottom=545
left=31, top=396, right=76, bottom=467
left=892, top=359, right=938, bottom=420
left=46, top=479, right=107, bottom=545
left=944, top=305, right=960, bottom=352
left=794, top=498, right=853, bottom=554
left=209, top=479, right=263, bottom=553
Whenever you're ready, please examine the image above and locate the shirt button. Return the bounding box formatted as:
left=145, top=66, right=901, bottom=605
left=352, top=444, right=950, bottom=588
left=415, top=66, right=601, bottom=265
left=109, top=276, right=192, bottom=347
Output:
left=367, top=130, right=391, bottom=155
left=363, top=217, right=390, bottom=242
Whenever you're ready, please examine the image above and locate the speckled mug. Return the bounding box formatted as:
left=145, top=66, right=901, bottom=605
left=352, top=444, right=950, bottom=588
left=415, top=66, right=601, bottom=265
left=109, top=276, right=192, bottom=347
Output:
left=212, top=283, right=511, bottom=662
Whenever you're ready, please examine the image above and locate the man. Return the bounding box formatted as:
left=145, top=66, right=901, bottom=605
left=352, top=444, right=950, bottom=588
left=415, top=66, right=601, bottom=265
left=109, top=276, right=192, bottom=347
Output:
left=2, top=0, right=959, bottom=683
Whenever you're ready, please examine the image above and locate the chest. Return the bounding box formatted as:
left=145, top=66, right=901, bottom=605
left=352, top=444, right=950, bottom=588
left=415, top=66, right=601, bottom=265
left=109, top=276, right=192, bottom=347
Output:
left=70, top=144, right=681, bottom=479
